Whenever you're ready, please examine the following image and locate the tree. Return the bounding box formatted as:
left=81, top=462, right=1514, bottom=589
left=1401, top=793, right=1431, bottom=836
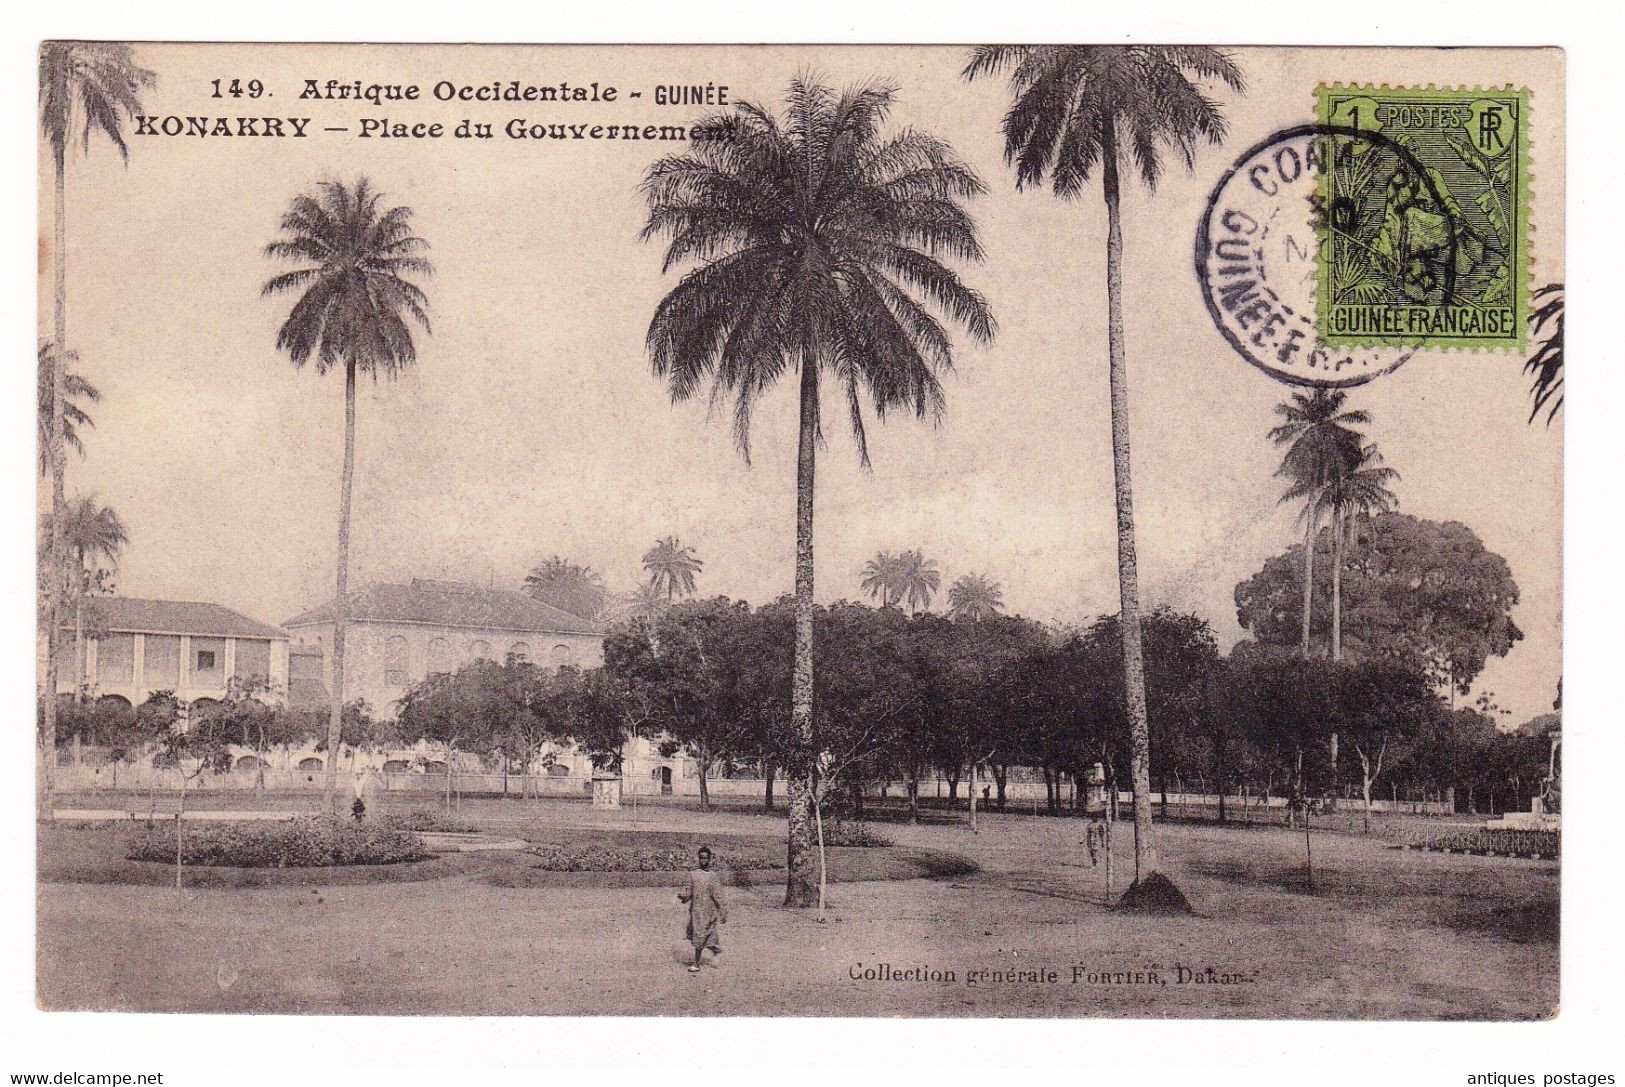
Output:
left=1235, top=513, right=1523, bottom=696
left=860, top=551, right=904, bottom=608
left=397, top=658, right=526, bottom=812
left=262, top=178, right=433, bottom=812
left=641, top=536, right=704, bottom=603
left=1335, top=662, right=1436, bottom=832
left=893, top=549, right=941, bottom=615
left=946, top=572, right=1005, bottom=622
left=1321, top=444, right=1399, bottom=663
left=37, top=343, right=99, bottom=476
left=966, top=45, right=1244, bottom=901
left=640, top=77, right=994, bottom=906
left=524, top=555, right=609, bottom=621
left=60, top=495, right=128, bottom=696
left=1268, top=389, right=1368, bottom=658
left=38, top=42, right=155, bottom=816
left=1525, top=283, right=1563, bottom=425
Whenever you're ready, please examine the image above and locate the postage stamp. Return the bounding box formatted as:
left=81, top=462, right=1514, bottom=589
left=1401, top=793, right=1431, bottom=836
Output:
left=1315, top=85, right=1531, bottom=350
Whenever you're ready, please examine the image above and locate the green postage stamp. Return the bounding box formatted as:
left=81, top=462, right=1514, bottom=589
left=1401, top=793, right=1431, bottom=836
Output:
left=1315, top=85, right=1531, bottom=349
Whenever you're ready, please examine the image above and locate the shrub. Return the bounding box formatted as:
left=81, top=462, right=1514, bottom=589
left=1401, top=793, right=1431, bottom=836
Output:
left=382, top=810, right=477, bottom=834
left=523, top=844, right=774, bottom=873
left=822, top=821, right=890, bottom=848
left=1411, top=828, right=1559, bottom=858
left=128, top=816, right=429, bottom=868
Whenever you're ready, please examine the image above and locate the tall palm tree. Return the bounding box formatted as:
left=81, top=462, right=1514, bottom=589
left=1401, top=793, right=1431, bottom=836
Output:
left=947, top=572, right=1005, bottom=621
left=1269, top=389, right=1368, bottom=657
left=641, top=536, right=704, bottom=603
left=37, top=343, right=99, bottom=476
left=263, top=178, right=433, bottom=811
left=894, top=548, right=941, bottom=615
left=1322, top=444, right=1399, bottom=662
left=966, top=45, right=1244, bottom=894
left=38, top=42, right=154, bottom=811
left=860, top=551, right=904, bottom=608
left=60, top=495, right=128, bottom=696
left=641, top=76, right=994, bottom=906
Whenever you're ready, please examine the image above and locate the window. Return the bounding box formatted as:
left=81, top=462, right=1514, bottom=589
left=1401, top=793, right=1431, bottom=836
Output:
left=190, top=638, right=224, bottom=685
left=508, top=642, right=530, bottom=663
left=469, top=640, right=490, bottom=661
left=427, top=637, right=450, bottom=676
left=550, top=643, right=577, bottom=670
left=384, top=635, right=409, bottom=686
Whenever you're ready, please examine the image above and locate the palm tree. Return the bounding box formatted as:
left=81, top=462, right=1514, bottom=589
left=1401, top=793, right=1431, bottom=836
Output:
left=524, top=555, right=608, bottom=620
left=1322, top=444, right=1399, bottom=662
left=37, top=343, right=99, bottom=476
left=894, top=549, right=941, bottom=615
left=622, top=581, right=669, bottom=625
left=1525, top=283, right=1563, bottom=426
left=947, top=572, right=1004, bottom=621
left=640, top=76, right=994, bottom=906
left=641, top=536, right=704, bottom=603
left=38, top=42, right=154, bottom=812
left=1269, top=389, right=1368, bottom=657
left=60, top=495, right=128, bottom=696
left=860, top=551, right=904, bottom=608
left=262, top=178, right=433, bottom=811
left=966, top=45, right=1243, bottom=896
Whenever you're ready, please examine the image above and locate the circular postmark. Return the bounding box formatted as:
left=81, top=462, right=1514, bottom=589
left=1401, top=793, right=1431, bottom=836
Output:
left=1195, top=123, right=1458, bottom=387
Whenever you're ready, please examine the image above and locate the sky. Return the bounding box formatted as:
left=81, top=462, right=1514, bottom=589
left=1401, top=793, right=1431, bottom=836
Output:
left=39, top=44, right=1564, bottom=722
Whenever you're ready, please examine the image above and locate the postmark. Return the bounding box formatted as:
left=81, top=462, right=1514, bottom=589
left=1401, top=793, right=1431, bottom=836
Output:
left=1315, top=85, right=1531, bottom=350
left=1195, top=123, right=1427, bottom=387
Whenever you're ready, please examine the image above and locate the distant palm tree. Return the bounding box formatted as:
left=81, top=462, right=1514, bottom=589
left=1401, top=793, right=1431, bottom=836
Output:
left=38, top=41, right=154, bottom=810
left=60, top=495, right=128, bottom=696
left=524, top=555, right=608, bottom=620
left=37, top=343, right=99, bottom=476
left=263, top=177, right=433, bottom=811
left=642, top=536, right=704, bottom=603
left=895, top=549, right=941, bottom=615
left=1525, top=283, right=1563, bottom=426
left=641, top=76, right=994, bottom=906
left=1270, top=389, right=1367, bottom=658
left=860, top=551, right=903, bottom=608
left=1322, top=444, right=1399, bottom=662
left=947, top=572, right=1005, bottom=621
left=622, top=581, right=669, bottom=625
left=966, top=45, right=1244, bottom=894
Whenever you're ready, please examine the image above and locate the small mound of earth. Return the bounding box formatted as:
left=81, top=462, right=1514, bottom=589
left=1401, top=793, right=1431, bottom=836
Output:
left=1114, top=872, right=1196, bottom=915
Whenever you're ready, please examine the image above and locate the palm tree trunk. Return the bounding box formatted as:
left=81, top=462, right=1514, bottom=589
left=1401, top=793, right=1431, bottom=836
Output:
left=43, top=145, right=69, bottom=817
left=1301, top=497, right=1319, bottom=657
left=324, top=357, right=357, bottom=813
left=1102, top=127, right=1160, bottom=884
left=1329, top=506, right=1343, bottom=780
left=784, top=357, right=819, bottom=907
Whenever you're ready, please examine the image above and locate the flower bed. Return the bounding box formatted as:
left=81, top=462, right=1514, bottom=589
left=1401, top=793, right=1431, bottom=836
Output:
left=1403, top=828, right=1559, bottom=859
left=524, top=843, right=772, bottom=873
left=128, top=816, right=430, bottom=868
left=381, top=810, right=478, bottom=834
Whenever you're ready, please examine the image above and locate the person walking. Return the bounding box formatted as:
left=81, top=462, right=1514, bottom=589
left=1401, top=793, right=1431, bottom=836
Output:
left=678, top=846, right=727, bottom=972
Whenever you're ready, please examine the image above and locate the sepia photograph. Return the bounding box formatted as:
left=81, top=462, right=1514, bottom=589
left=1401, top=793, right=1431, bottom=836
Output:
left=29, top=38, right=1571, bottom=1033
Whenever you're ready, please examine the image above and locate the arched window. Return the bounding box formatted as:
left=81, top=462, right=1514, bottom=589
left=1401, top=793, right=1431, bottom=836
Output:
left=298, top=756, right=323, bottom=771
left=384, top=636, right=409, bottom=686
left=469, top=639, right=490, bottom=662
left=427, top=637, right=450, bottom=676
left=235, top=755, right=266, bottom=772
left=382, top=760, right=411, bottom=774
left=508, top=642, right=530, bottom=663
left=550, top=643, right=577, bottom=670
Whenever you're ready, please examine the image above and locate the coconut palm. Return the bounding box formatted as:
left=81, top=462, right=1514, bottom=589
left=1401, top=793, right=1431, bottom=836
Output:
left=1270, top=389, right=1368, bottom=658
left=860, top=551, right=904, bottom=608
left=894, top=549, right=941, bottom=615
left=37, top=343, right=99, bottom=476
left=60, top=495, right=128, bottom=696
left=642, top=536, right=704, bottom=603
left=38, top=41, right=154, bottom=810
left=1525, top=283, right=1563, bottom=426
left=524, top=555, right=609, bottom=621
left=262, top=177, right=433, bottom=811
left=1322, top=444, right=1400, bottom=662
left=947, top=572, right=1005, bottom=621
left=622, top=581, right=669, bottom=625
left=965, top=45, right=1244, bottom=896
left=640, top=76, right=994, bottom=906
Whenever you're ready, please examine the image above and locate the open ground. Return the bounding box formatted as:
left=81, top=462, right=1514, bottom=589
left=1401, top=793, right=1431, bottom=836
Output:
left=36, top=797, right=1557, bottom=1019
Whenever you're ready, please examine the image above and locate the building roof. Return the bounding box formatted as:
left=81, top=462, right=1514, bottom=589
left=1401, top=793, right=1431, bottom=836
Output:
left=77, top=598, right=288, bottom=640
left=283, top=579, right=602, bottom=636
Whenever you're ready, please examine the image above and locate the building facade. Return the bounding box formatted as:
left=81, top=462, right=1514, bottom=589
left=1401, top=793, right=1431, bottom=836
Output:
left=282, top=578, right=605, bottom=718
left=49, top=597, right=290, bottom=708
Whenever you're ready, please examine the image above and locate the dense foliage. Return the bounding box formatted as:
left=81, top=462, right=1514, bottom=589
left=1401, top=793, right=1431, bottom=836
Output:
left=129, top=816, right=428, bottom=868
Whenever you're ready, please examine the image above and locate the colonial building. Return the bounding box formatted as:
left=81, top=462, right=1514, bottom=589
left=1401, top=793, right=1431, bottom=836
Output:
left=282, top=578, right=604, bottom=718
left=50, top=597, right=290, bottom=708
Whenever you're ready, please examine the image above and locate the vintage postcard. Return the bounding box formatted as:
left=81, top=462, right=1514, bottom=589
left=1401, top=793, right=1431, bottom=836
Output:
left=35, top=43, right=1563, bottom=1020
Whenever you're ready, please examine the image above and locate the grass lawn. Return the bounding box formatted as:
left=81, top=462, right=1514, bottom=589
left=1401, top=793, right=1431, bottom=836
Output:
left=36, top=801, right=1557, bottom=1019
